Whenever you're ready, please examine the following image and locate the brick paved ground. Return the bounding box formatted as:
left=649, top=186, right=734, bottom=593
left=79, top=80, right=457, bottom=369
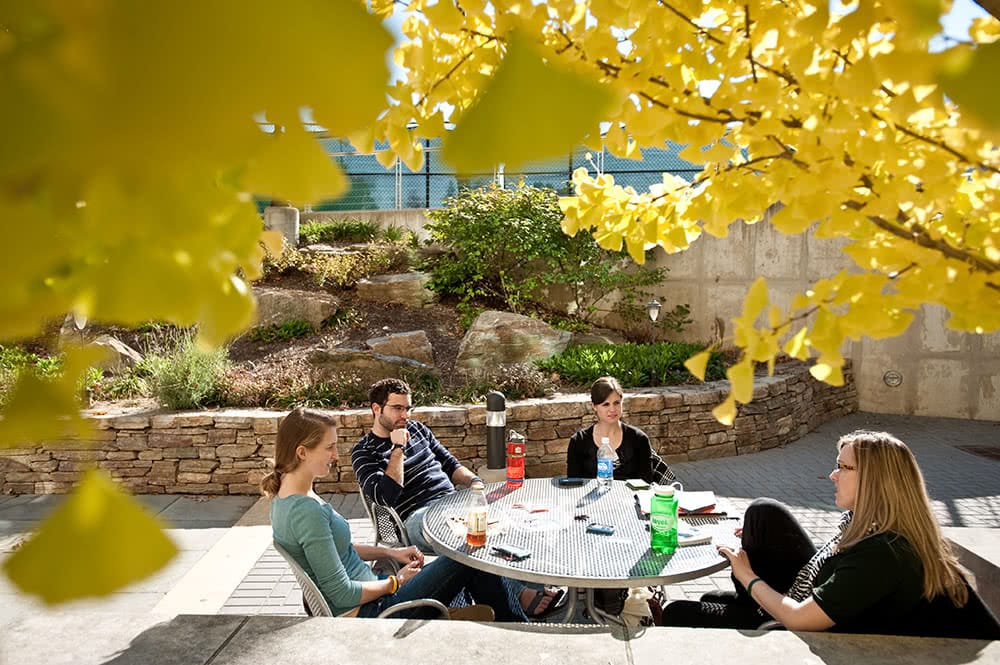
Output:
left=221, top=411, right=1000, bottom=617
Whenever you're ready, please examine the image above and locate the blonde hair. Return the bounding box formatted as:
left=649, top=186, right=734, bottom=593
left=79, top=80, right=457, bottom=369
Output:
left=838, top=430, right=967, bottom=606
left=259, top=408, right=338, bottom=497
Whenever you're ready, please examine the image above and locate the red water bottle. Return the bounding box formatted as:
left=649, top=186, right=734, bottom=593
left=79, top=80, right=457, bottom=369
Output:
left=506, top=430, right=526, bottom=488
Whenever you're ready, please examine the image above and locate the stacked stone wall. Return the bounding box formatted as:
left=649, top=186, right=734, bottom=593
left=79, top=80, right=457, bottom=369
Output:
left=0, top=362, right=857, bottom=495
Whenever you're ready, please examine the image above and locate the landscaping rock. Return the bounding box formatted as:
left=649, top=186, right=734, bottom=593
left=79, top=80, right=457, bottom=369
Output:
left=456, top=311, right=572, bottom=372
left=254, top=287, right=338, bottom=330
left=569, top=327, right=628, bottom=346
left=303, top=243, right=364, bottom=256
left=308, top=347, right=435, bottom=379
left=366, top=331, right=435, bottom=366
left=356, top=272, right=436, bottom=306
left=88, top=335, right=143, bottom=372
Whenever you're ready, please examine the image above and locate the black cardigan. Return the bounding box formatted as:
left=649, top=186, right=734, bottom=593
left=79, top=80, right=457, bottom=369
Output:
left=566, top=423, right=653, bottom=483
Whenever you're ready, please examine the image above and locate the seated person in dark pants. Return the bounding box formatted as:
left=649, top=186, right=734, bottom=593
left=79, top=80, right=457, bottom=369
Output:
left=353, top=378, right=564, bottom=618
left=566, top=376, right=655, bottom=615
left=567, top=376, right=654, bottom=483
left=660, top=430, right=976, bottom=635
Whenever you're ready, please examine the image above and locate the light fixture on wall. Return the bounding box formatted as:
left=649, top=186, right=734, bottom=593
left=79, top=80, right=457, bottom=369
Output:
left=883, top=370, right=903, bottom=388
left=646, top=299, right=662, bottom=323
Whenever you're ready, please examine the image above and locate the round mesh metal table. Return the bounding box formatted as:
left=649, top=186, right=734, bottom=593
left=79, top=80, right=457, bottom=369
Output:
left=422, top=478, right=740, bottom=622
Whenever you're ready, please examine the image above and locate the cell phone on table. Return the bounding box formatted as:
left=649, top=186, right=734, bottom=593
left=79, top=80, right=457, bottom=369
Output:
left=586, top=523, right=615, bottom=536
left=492, top=544, right=532, bottom=561
left=558, top=477, right=587, bottom=487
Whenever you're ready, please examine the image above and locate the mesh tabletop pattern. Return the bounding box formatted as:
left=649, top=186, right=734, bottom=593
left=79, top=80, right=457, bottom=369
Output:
left=423, top=479, right=739, bottom=589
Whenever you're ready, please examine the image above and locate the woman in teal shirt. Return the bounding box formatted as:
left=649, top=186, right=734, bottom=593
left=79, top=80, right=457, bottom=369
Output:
left=262, top=407, right=526, bottom=621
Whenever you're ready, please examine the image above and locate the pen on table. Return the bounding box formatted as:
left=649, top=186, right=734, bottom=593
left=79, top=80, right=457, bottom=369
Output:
left=633, top=493, right=645, bottom=520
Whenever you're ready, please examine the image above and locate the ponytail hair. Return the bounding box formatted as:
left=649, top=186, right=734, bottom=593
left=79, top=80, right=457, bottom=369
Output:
left=259, top=408, right=338, bottom=497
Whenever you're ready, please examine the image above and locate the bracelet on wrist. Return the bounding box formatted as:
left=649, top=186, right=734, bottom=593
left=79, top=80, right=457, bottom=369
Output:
left=388, top=575, right=398, bottom=594
left=746, top=577, right=763, bottom=596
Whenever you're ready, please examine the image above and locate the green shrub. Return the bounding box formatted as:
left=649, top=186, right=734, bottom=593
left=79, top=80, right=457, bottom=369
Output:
left=535, top=342, right=726, bottom=388
left=148, top=334, right=229, bottom=410
left=0, top=345, right=66, bottom=406
left=308, top=243, right=412, bottom=288
left=300, top=219, right=378, bottom=244
left=219, top=360, right=371, bottom=409
left=422, top=184, right=666, bottom=320
left=247, top=319, right=313, bottom=343
left=455, top=364, right=557, bottom=402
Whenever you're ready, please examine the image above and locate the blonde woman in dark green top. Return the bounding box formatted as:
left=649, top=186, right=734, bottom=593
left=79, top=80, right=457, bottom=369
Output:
left=262, top=408, right=526, bottom=621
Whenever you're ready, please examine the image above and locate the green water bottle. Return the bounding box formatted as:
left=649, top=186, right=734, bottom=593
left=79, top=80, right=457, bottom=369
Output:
left=650, top=484, right=678, bottom=554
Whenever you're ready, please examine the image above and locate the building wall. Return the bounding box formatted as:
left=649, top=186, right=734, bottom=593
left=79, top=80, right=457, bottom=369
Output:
left=640, top=213, right=999, bottom=422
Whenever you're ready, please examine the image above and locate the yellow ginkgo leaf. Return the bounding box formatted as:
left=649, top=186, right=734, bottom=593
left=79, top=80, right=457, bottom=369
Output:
left=741, top=277, right=770, bottom=324
left=0, top=345, right=107, bottom=449
left=712, top=395, right=738, bottom=427
left=242, top=126, right=348, bottom=206
left=684, top=349, right=712, bottom=381
left=3, top=470, right=178, bottom=604
left=727, top=360, right=755, bottom=404
left=939, top=42, right=1000, bottom=129
left=810, top=361, right=845, bottom=386
left=442, top=31, right=615, bottom=172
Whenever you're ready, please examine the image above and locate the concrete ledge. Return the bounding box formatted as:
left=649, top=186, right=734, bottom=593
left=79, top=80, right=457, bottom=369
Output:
left=5, top=613, right=998, bottom=665
left=945, top=527, right=1000, bottom=622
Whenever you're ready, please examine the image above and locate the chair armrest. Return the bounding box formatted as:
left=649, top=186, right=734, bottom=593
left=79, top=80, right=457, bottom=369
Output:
left=377, top=598, right=450, bottom=619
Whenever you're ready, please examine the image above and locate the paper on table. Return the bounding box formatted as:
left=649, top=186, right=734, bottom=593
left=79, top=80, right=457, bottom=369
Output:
left=634, top=490, right=727, bottom=516
left=677, top=519, right=712, bottom=546
left=678, top=491, right=717, bottom=514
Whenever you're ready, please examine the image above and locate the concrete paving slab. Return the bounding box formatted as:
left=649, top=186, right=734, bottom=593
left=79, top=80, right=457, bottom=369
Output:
left=153, top=525, right=272, bottom=616
left=162, top=527, right=230, bottom=552
left=213, top=615, right=624, bottom=665
left=1, top=612, right=245, bottom=665
left=134, top=495, right=181, bottom=514
left=0, top=494, right=65, bottom=520
left=628, top=625, right=1000, bottom=665
left=155, top=496, right=257, bottom=525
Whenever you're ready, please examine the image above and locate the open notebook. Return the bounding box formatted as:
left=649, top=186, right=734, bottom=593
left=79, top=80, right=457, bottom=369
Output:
left=635, top=490, right=727, bottom=516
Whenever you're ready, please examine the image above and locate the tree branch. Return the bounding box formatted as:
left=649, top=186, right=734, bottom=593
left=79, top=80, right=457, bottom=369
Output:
left=865, top=213, right=1000, bottom=279
left=974, top=0, right=1000, bottom=20
left=744, top=5, right=758, bottom=83
left=870, top=112, right=1000, bottom=176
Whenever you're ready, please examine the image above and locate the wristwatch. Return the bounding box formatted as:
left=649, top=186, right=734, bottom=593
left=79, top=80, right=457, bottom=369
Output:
left=391, top=443, right=405, bottom=452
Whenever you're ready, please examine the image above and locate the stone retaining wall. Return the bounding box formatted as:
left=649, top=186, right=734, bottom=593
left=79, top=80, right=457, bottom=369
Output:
left=0, top=362, right=856, bottom=495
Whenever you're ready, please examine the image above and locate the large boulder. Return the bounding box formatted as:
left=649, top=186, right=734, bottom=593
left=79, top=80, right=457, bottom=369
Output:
left=569, top=327, right=628, bottom=346
left=308, top=348, right=434, bottom=380
left=456, top=311, right=572, bottom=373
left=356, top=272, right=436, bottom=306
left=366, top=331, right=435, bottom=366
left=88, top=335, right=143, bottom=372
left=254, top=287, right=338, bottom=330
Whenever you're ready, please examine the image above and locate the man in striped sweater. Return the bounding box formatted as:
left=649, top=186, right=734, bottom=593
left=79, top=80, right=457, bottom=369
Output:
left=352, top=378, right=564, bottom=617
left=352, top=377, right=479, bottom=551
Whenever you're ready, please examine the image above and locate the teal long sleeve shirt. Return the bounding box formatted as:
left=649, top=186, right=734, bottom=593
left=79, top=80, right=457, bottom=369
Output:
left=271, top=493, right=376, bottom=616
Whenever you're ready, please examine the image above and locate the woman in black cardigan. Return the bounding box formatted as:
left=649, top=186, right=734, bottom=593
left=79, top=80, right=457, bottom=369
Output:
left=566, top=376, right=654, bottom=483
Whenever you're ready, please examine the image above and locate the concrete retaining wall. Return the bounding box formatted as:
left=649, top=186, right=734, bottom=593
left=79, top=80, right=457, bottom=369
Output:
left=320, top=207, right=999, bottom=422
left=0, top=362, right=856, bottom=496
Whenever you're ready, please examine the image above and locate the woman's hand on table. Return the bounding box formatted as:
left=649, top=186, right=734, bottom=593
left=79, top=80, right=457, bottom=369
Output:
left=391, top=545, right=424, bottom=568
left=716, top=545, right=755, bottom=587
left=396, top=560, right=422, bottom=587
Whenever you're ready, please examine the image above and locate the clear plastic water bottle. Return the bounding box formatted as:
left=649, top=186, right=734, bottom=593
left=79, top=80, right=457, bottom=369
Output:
left=465, top=479, right=488, bottom=548
left=650, top=484, right=679, bottom=554
left=597, top=437, right=615, bottom=488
